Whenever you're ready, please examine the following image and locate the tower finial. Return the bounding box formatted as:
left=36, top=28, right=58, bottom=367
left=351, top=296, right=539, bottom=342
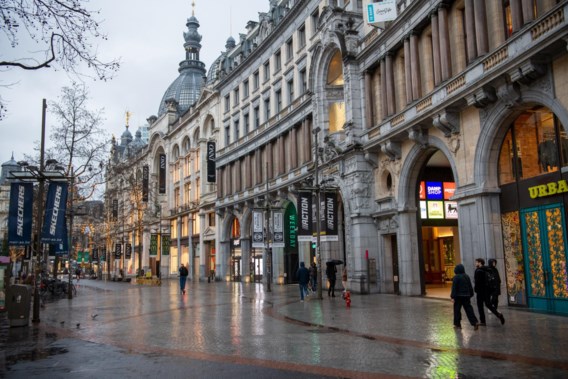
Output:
left=126, top=110, right=131, bottom=127
left=192, top=0, right=195, bottom=16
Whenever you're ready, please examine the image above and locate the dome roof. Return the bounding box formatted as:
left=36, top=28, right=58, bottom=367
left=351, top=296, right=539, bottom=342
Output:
left=158, top=69, right=205, bottom=116
left=0, top=153, right=20, bottom=185
left=120, top=126, right=133, bottom=146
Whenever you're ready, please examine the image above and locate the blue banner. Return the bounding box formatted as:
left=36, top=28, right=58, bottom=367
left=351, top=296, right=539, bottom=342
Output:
left=41, top=182, right=69, bottom=244
left=8, top=182, right=34, bottom=245
left=53, top=221, right=69, bottom=256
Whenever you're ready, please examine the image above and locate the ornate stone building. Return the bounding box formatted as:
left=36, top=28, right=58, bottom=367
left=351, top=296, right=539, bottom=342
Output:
left=105, top=0, right=568, bottom=314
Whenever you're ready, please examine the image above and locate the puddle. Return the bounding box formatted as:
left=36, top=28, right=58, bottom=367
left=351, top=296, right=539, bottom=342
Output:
left=5, top=346, right=69, bottom=366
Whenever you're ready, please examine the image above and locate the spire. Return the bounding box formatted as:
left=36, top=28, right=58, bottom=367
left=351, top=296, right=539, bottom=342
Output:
left=192, top=0, right=195, bottom=17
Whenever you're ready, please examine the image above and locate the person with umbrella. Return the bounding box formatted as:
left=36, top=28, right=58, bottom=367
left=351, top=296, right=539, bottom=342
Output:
left=326, top=261, right=339, bottom=297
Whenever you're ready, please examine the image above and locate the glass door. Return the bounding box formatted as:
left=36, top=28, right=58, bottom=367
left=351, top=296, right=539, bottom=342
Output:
left=521, top=204, right=568, bottom=313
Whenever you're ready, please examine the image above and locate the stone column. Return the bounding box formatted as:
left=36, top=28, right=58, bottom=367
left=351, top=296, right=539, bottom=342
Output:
left=404, top=38, right=413, bottom=104
left=241, top=237, right=251, bottom=281
left=380, top=59, right=388, bottom=118
left=464, top=0, right=477, bottom=62
left=431, top=12, right=441, bottom=86
left=385, top=53, right=395, bottom=115
left=521, top=0, right=534, bottom=23
left=410, top=32, right=421, bottom=101
left=510, top=0, right=523, bottom=33
left=266, top=142, right=273, bottom=179
left=474, top=0, right=489, bottom=56
left=279, top=135, right=285, bottom=175
left=365, top=71, right=374, bottom=129
left=290, top=126, right=298, bottom=169
left=199, top=213, right=206, bottom=281
left=438, top=5, right=452, bottom=81
left=219, top=239, right=230, bottom=281
left=397, top=209, right=422, bottom=296
left=350, top=215, right=380, bottom=294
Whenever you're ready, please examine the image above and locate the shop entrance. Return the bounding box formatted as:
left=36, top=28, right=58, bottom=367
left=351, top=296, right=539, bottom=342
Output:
left=250, top=251, right=263, bottom=282
left=418, top=151, right=460, bottom=299
left=521, top=204, right=568, bottom=314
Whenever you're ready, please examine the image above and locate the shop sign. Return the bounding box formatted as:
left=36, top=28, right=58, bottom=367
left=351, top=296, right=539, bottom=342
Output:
left=528, top=179, right=568, bottom=199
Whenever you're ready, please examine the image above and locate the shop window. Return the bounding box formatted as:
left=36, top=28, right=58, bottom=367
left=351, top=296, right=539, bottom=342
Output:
left=498, top=106, right=567, bottom=185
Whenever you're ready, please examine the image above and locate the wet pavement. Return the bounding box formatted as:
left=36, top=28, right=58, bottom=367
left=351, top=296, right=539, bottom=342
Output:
left=1, top=278, right=568, bottom=378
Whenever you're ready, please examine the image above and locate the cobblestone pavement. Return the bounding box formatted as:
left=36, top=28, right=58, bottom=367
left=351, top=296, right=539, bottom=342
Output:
left=1, top=278, right=568, bottom=378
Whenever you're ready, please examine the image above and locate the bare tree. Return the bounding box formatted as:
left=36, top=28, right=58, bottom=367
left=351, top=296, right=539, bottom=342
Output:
left=0, top=0, right=120, bottom=119
left=47, top=83, right=109, bottom=200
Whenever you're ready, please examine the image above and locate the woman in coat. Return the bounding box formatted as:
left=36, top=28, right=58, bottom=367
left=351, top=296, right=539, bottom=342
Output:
left=450, top=264, right=479, bottom=330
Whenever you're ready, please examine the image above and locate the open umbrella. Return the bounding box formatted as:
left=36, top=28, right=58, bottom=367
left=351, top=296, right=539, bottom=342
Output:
left=326, top=259, right=344, bottom=266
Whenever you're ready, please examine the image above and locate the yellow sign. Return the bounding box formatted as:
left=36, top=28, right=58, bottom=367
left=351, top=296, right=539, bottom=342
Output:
left=528, top=179, right=568, bottom=199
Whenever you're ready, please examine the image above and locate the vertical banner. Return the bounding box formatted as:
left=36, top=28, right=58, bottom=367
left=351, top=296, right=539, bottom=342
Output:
left=272, top=210, right=284, bottom=247
left=41, top=182, right=69, bottom=244
left=161, top=234, right=171, bottom=256
left=252, top=210, right=264, bottom=248
left=206, top=141, right=216, bottom=183
left=53, top=221, right=68, bottom=256
left=322, top=192, right=338, bottom=241
left=142, top=165, right=149, bottom=202
left=297, top=192, right=312, bottom=241
left=150, top=234, right=158, bottom=256
left=159, top=154, right=166, bottom=194
left=100, top=246, right=106, bottom=262
left=8, top=182, right=34, bottom=245
left=114, top=242, right=122, bottom=259
left=92, top=247, right=99, bottom=261
left=112, top=199, right=118, bottom=221
left=125, top=243, right=132, bottom=259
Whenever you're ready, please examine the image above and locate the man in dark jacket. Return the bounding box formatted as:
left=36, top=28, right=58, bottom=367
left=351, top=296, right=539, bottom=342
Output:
left=475, top=258, right=505, bottom=325
left=296, top=262, right=310, bottom=302
left=451, top=264, right=479, bottom=330
left=487, top=258, right=502, bottom=310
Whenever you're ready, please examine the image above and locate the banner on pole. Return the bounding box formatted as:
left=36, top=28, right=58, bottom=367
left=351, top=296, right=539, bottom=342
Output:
left=206, top=141, right=216, bottom=183
left=272, top=210, right=284, bottom=248
left=41, top=182, right=69, bottom=244
left=159, top=154, right=166, bottom=194
left=297, top=192, right=312, bottom=242
left=8, top=182, right=34, bottom=245
left=142, top=165, right=149, bottom=202
left=161, top=234, right=171, bottom=256
left=150, top=234, right=158, bottom=256
left=321, top=192, right=338, bottom=242
left=252, top=210, right=264, bottom=248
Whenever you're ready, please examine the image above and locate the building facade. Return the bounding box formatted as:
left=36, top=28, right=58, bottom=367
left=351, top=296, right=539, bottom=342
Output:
left=105, top=0, right=568, bottom=315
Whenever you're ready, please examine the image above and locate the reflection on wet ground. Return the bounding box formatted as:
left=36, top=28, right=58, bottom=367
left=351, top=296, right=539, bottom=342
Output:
left=2, top=279, right=568, bottom=378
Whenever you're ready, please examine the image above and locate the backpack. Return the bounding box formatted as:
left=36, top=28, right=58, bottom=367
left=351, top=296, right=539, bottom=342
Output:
left=485, top=268, right=498, bottom=291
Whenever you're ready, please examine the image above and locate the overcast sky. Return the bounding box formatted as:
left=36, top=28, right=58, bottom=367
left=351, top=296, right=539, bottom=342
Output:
left=0, top=0, right=268, bottom=165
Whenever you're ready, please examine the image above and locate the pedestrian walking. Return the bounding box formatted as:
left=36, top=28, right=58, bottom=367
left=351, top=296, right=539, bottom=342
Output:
left=450, top=264, right=479, bottom=330
left=487, top=258, right=502, bottom=310
left=309, top=262, right=317, bottom=292
left=326, top=263, right=337, bottom=297
left=179, top=263, right=189, bottom=294
left=474, top=258, right=505, bottom=325
left=296, top=262, right=310, bottom=302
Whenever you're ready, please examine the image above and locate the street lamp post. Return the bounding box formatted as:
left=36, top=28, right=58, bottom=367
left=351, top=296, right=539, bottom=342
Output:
left=313, top=127, right=323, bottom=300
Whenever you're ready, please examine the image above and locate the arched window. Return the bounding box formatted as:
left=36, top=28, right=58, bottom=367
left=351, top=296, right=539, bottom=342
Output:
left=327, top=50, right=344, bottom=85
left=498, top=106, right=567, bottom=185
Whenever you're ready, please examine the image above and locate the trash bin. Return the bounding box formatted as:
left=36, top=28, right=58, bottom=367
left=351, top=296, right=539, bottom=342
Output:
left=7, top=284, right=31, bottom=327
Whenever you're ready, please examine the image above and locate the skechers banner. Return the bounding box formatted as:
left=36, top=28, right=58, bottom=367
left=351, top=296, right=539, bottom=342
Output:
left=297, top=192, right=312, bottom=242
left=41, top=182, right=69, bottom=244
left=159, top=154, right=166, bottom=194
left=8, top=182, right=33, bottom=245
left=53, top=222, right=68, bottom=256
left=207, top=141, right=216, bottom=183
